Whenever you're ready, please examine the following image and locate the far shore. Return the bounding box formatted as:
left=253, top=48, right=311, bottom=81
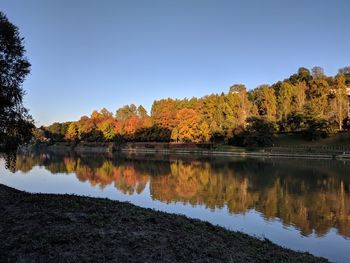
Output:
left=18, top=141, right=350, bottom=160
left=0, top=184, right=328, bottom=262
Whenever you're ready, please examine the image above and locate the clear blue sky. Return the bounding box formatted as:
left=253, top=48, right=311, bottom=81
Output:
left=1, top=0, right=350, bottom=126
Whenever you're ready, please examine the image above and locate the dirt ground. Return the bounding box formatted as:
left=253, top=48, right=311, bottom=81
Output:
left=0, top=184, right=328, bottom=262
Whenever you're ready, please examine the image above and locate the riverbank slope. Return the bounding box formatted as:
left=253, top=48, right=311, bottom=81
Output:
left=0, top=184, right=327, bottom=262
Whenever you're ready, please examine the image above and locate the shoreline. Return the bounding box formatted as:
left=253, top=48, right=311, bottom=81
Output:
left=0, top=184, right=328, bottom=262
left=120, top=147, right=350, bottom=160
left=19, top=142, right=350, bottom=160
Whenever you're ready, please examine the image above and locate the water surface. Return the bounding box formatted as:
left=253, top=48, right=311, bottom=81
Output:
left=1, top=152, right=349, bottom=262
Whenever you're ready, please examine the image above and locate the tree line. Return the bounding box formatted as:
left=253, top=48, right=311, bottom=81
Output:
left=35, top=66, right=350, bottom=146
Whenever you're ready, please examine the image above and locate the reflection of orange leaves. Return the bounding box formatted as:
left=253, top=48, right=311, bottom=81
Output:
left=175, top=176, right=198, bottom=199
left=149, top=173, right=174, bottom=202
left=124, top=167, right=137, bottom=186
left=76, top=166, right=95, bottom=183
left=64, top=158, right=77, bottom=173
left=95, top=161, right=114, bottom=184
left=174, top=162, right=198, bottom=198
left=111, top=165, right=148, bottom=195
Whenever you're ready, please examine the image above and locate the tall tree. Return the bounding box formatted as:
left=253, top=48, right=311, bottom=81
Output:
left=175, top=108, right=200, bottom=142
left=305, top=76, right=330, bottom=119
left=329, top=75, right=348, bottom=130
left=311, top=66, right=325, bottom=78
left=116, top=104, right=137, bottom=122
left=252, top=85, right=277, bottom=120
left=229, top=84, right=246, bottom=93
left=292, top=82, right=307, bottom=112
left=0, top=12, right=34, bottom=148
left=137, top=105, right=148, bottom=118
left=65, top=122, right=79, bottom=141
left=277, top=82, right=294, bottom=122
left=338, top=67, right=350, bottom=86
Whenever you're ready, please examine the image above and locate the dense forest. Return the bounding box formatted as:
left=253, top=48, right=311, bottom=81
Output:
left=35, top=67, right=350, bottom=146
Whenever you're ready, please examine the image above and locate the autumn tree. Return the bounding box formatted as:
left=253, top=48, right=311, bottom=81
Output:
left=227, top=85, right=253, bottom=129
left=338, top=67, right=350, bottom=86
left=123, top=115, right=140, bottom=140
left=277, top=82, right=294, bottom=122
left=198, top=121, right=211, bottom=142
left=77, top=116, right=96, bottom=141
left=116, top=104, right=137, bottom=122
left=329, top=75, right=348, bottom=130
left=251, top=85, right=277, bottom=120
left=98, top=117, right=116, bottom=140
left=175, top=108, right=201, bottom=142
left=292, top=82, right=307, bottom=113
left=305, top=74, right=330, bottom=119
left=65, top=122, right=79, bottom=141
left=151, top=99, right=178, bottom=130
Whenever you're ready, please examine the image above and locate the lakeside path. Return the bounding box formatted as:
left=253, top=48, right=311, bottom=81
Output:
left=0, top=184, right=328, bottom=262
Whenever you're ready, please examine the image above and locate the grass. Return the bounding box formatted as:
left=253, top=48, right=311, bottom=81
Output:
left=0, top=184, right=329, bottom=262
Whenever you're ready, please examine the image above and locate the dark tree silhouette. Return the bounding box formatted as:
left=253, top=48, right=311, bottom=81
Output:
left=0, top=12, right=34, bottom=150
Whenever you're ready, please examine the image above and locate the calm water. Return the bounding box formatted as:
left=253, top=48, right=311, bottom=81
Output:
left=1, top=152, right=350, bottom=262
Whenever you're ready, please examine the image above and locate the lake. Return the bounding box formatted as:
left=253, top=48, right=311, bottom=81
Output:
left=1, top=151, right=349, bottom=262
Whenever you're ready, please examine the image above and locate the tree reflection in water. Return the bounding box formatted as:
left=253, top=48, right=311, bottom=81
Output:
left=9, top=152, right=350, bottom=238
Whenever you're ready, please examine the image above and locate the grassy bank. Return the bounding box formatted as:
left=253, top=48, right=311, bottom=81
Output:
left=0, top=184, right=328, bottom=262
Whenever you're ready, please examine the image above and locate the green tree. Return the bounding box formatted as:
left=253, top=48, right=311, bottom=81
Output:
left=137, top=105, right=148, bottom=118
left=338, top=67, right=350, bottom=86
left=311, top=66, right=325, bottom=78
left=304, top=118, right=335, bottom=141
left=229, top=84, right=246, bottom=93
left=243, top=117, right=276, bottom=147
left=0, top=12, right=34, bottom=149
left=116, top=104, right=137, bottom=122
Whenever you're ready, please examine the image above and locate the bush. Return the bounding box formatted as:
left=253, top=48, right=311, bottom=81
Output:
left=230, top=117, right=277, bottom=147
left=303, top=118, right=336, bottom=141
